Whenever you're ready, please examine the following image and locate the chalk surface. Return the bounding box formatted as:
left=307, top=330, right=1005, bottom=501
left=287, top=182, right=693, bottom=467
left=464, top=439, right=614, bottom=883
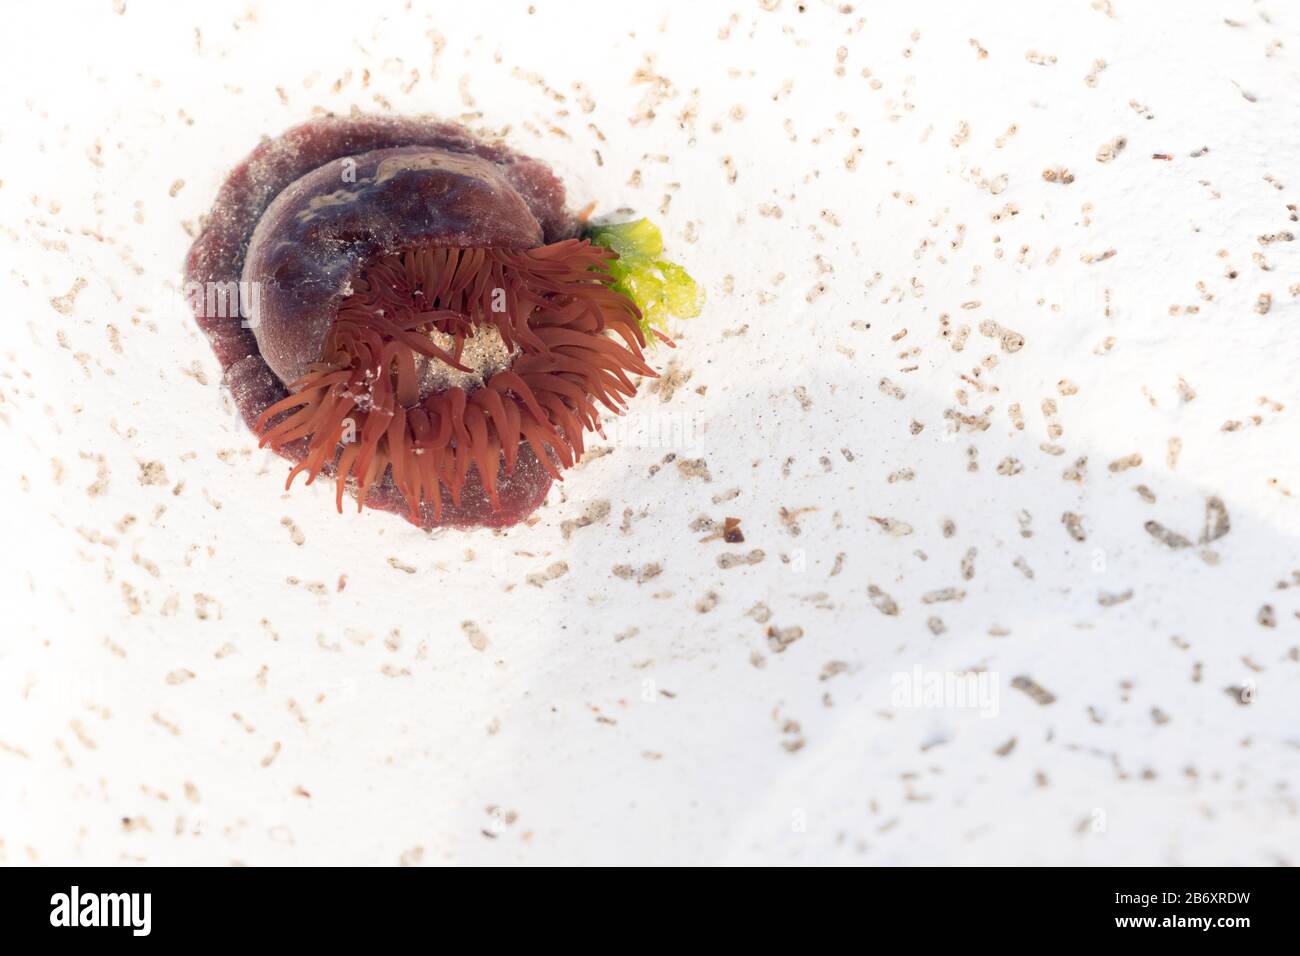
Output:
left=2, top=0, right=1298, bottom=865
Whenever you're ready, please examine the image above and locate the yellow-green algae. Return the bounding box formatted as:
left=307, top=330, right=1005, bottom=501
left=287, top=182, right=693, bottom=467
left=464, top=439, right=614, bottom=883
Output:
left=588, top=218, right=702, bottom=342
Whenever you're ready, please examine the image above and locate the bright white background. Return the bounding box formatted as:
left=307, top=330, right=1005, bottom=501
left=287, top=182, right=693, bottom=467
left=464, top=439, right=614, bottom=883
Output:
left=2, top=0, right=1298, bottom=865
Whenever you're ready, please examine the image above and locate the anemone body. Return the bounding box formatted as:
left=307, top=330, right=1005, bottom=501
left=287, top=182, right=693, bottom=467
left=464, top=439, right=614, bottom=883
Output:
left=185, top=116, right=649, bottom=529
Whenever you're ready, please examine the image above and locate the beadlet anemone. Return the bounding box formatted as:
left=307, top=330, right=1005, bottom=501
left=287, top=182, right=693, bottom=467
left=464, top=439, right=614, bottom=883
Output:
left=185, top=115, right=699, bottom=530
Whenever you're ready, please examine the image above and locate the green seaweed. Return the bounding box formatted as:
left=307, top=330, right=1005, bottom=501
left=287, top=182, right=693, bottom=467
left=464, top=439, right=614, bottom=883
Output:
left=587, top=218, right=702, bottom=342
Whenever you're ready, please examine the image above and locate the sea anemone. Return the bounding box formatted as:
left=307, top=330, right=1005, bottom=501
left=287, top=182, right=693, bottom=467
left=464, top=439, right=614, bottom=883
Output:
left=185, top=116, right=696, bottom=530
